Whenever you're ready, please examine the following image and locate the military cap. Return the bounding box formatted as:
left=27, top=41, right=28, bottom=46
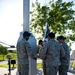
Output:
left=23, top=31, right=31, bottom=37
left=57, top=36, right=66, bottom=40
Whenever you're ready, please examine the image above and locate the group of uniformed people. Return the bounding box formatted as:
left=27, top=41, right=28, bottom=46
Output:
left=38, top=32, right=70, bottom=75
left=17, top=31, right=70, bottom=75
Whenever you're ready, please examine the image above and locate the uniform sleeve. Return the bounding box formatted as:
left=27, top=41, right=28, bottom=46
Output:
left=60, top=44, right=65, bottom=57
left=25, top=42, right=32, bottom=56
left=62, top=42, right=70, bottom=61
left=39, top=42, right=48, bottom=59
left=25, top=42, right=36, bottom=59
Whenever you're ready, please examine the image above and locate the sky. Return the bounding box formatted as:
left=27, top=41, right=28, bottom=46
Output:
left=0, top=0, right=75, bottom=49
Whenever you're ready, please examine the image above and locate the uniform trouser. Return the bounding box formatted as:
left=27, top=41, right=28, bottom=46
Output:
left=18, top=63, right=29, bottom=75
left=46, top=66, right=59, bottom=75
left=59, top=65, right=69, bottom=75
left=43, top=61, right=46, bottom=75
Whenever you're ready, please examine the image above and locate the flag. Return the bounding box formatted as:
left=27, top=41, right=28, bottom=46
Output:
left=44, top=23, right=50, bottom=41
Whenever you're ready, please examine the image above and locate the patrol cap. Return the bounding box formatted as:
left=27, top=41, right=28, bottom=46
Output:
left=23, top=31, right=31, bottom=37
left=48, top=32, right=55, bottom=38
left=57, top=36, right=66, bottom=40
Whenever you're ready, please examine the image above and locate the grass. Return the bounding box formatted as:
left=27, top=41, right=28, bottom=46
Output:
left=0, top=61, right=75, bottom=69
left=0, top=64, right=17, bottom=68
left=72, top=61, right=75, bottom=69
left=0, top=51, right=75, bottom=69
left=0, top=51, right=43, bottom=68
left=0, top=63, right=42, bottom=68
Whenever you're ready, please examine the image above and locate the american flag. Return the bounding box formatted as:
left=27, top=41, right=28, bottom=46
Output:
left=44, top=23, right=50, bottom=41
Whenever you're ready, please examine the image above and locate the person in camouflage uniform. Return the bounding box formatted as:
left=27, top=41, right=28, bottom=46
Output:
left=38, top=40, right=46, bottom=75
left=39, top=32, right=65, bottom=75
left=17, top=31, right=36, bottom=75
left=57, top=36, right=70, bottom=75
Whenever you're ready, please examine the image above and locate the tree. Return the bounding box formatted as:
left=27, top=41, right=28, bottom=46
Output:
left=0, top=45, right=8, bottom=60
left=30, top=0, right=75, bottom=42
left=30, top=0, right=49, bottom=39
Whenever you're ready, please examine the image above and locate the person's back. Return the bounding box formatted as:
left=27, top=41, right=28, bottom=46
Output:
left=17, top=31, right=32, bottom=75
left=45, top=39, right=61, bottom=66
left=57, top=36, right=70, bottom=75
left=61, top=42, right=70, bottom=65
left=17, top=38, right=30, bottom=64
left=39, top=32, right=65, bottom=75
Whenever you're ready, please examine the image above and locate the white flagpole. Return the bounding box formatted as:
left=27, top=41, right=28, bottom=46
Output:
left=23, top=0, right=36, bottom=75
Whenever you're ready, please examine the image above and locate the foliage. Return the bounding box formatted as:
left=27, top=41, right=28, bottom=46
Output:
left=30, top=0, right=75, bottom=43
left=0, top=45, right=8, bottom=60
left=7, top=52, right=17, bottom=60
left=0, top=64, right=17, bottom=68
left=0, top=51, right=17, bottom=60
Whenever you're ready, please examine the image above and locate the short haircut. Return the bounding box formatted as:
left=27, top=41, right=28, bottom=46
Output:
left=23, top=31, right=31, bottom=37
left=48, top=32, right=55, bottom=38
left=57, top=36, right=66, bottom=40
left=38, top=40, right=43, bottom=45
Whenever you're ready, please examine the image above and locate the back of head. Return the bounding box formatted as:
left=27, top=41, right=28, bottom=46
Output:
left=38, top=40, right=43, bottom=45
left=48, top=32, right=55, bottom=39
left=23, top=31, right=31, bottom=37
left=57, top=36, right=66, bottom=40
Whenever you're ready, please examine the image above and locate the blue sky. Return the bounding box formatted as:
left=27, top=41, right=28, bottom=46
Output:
left=0, top=0, right=75, bottom=49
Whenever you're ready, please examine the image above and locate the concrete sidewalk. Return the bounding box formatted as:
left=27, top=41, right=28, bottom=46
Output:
left=0, top=67, right=75, bottom=75
left=0, top=59, right=75, bottom=75
left=0, top=68, right=17, bottom=75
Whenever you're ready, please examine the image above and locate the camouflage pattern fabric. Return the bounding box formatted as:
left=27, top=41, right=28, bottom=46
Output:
left=17, top=38, right=32, bottom=75
left=60, top=42, right=70, bottom=66
left=59, top=65, right=69, bottom=75
left=18, top=63, right=29, bottom=75
left=42, top=60, right=46, bottom=75
left=46, top=66, right=58, bottom=75
left=39, top=39, right=65, bottom=75
left=59, top=42, right=70, bottom=75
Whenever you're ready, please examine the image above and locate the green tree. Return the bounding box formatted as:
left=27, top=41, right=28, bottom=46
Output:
left=0, top=45, right=8, bottom=60
left=30, top=0, right=75, bottom=41
left=30, top=0, right=49, bottom=39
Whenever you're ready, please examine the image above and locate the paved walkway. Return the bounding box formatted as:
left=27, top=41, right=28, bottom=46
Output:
left=0, top=68, right=75, bottom=75
left=0, top=59, right=75, bottom=75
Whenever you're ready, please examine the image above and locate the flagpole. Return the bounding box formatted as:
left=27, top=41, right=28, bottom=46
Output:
left=23, top=0, right=29, bottom=31
left=23, top=0, right=36, bottom=75
left=17, top=0, right=36, bottom=75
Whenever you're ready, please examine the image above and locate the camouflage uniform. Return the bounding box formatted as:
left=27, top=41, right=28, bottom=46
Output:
left=39, top=39, right=65, bottom=75
left=59, top=42, right=70, bottom=75
left=17, top=38, right=32, bottom=75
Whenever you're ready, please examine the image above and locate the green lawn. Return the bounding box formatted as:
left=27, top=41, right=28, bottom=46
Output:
left=0, top=51, right=43, bottom=68
left=0, top=51, right=75, bottom=69
left=0, top=63, right=42, bottom=68
left=0, top=64, right=17, bottom=68
left=72, top=61, right=75, bottom=69
left=0, top=61, right=75, bottom=69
